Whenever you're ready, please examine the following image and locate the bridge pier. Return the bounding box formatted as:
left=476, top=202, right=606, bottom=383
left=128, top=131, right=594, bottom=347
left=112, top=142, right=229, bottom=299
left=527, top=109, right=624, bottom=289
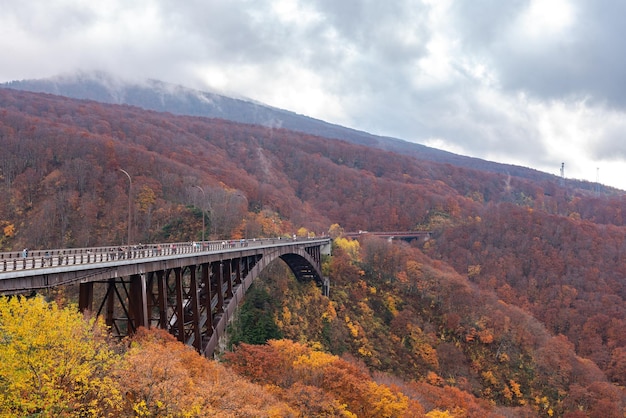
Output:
left=174, top=267, right=185, bottom=341
left=129, top=274, right=148, bottom=330
left=78, top=281, right=93, bottom=313
left=214, top=261, right=224, bottom=314
left=201, top=263, right=213, bottom=339
left=155, top=270, right=168, bottom=329
left=188, top=267, right=201, bottom=351
left=105, top=279, right=115, bottom=329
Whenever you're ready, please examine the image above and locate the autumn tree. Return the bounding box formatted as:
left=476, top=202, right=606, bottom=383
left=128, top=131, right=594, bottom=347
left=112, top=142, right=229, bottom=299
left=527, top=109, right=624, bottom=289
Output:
left=607, top=347, right=626, bottom=386
left=224, top=339, right=424, bottom=417
left=116, top=327, right=295, bottom=417
left=360, top=236, right=404, bottom=284
left=0, top=296, right=122, bottom=417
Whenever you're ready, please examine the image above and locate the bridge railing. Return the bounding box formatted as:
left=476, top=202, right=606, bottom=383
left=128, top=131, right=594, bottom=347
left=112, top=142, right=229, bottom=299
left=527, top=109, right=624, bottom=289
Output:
left=0, top=237, right=328, bottom=273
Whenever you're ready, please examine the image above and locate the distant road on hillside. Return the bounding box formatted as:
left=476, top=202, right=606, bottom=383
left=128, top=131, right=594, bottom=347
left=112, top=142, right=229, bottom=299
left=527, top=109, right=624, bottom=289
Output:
left=343, top=231, right=431, bottom=241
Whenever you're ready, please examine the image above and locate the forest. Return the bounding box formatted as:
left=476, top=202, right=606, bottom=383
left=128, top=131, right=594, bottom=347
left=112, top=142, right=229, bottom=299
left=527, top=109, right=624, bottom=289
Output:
left=1, top=87, right=626, bottom=416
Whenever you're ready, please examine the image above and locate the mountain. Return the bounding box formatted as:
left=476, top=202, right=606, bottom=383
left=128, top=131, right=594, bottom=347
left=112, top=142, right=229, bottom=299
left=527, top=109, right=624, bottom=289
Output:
left=2, top=72, right=612, bottom=194
left=1, top=71, right=401, bottom=149
left=2, top=85, right=626, bottom=415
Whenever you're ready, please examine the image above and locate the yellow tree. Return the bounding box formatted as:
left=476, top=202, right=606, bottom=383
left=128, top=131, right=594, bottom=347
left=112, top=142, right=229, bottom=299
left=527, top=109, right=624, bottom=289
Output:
left=1, top=222, right=14, bottom=238
left=335, top=237, right=361, bottom=262
left=0, top=295, right=122, bottom=417
left=136, top=185, right=156, bottom=213
left=328, top=223, right=344, bottom=238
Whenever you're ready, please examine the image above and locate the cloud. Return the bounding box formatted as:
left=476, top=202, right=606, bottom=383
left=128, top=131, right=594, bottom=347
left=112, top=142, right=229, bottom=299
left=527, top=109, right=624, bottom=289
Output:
left=451, top=0, right=626, bottom=107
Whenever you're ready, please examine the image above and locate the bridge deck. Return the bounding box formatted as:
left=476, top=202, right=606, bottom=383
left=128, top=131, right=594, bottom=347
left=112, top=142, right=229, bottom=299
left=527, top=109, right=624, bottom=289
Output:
left=0, top=237, right=330, bottom=293
left=0, top=237, right=332, bottom=358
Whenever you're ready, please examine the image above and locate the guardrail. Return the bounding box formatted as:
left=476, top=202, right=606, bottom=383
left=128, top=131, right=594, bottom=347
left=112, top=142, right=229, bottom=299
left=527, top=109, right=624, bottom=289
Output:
left=1, top=237, right=327, bottom=273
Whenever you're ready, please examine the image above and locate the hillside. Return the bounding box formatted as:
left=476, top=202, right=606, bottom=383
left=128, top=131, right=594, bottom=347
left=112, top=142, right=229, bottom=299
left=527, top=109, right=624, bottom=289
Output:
left=241, top=236, right=626, bottom=416
left=2, top=88, right=625, bottom=249
left=3, top=72, right=614, bottom=195
left=1, top=87, right=626, bottom=415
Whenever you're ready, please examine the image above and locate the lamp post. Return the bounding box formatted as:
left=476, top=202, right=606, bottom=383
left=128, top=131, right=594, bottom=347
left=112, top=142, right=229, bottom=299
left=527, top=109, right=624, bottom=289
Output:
left=195, top=185, right=206, bottom=243
left=119, top=169, right=132, bottom=247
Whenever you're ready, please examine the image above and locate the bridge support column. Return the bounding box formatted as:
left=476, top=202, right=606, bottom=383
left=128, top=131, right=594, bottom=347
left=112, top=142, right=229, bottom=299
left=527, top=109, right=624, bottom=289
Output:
left=224, top=260, right=233, bottom=298
left=174, top=268, right=184, bottom=342
left=202, top=263, right=213, bottom=336
left=323, top=277, right=330, bottom=297
left=246, top=256, right=251, bottom=275
left=129, top=274, right=148, bottom=330
left=105, top=279, right=116, bottom=328
left=78, top=282, right=93, bottom=313
left=145, top=272, right=155, bottom=328
left=212, top=261, right=223, bottom=313
left=189, top=266, right=202, bottom=351
left=156, top=270, right=168, bottom=329
left=307, top=246, right=320, bottom=265
left=233, top=258, right=242, bottom=286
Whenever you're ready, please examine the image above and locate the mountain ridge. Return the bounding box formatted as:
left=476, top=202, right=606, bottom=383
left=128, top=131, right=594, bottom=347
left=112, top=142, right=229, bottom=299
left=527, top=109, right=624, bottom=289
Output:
left=3, top=72, right=611, bottom=194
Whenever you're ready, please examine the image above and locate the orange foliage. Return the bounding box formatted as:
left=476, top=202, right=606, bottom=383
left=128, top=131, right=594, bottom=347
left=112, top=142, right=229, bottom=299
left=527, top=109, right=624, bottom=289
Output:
left=405, top=381, right=499, bottom=418
left=116, top=328, right=295, bottom=417
left=224, top=339, right=424, bottom=417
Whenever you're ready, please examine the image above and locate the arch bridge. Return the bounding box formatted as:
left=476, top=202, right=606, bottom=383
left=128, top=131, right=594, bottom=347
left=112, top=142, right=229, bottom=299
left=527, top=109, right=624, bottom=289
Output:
left=0, top=238, right=331, bottom=357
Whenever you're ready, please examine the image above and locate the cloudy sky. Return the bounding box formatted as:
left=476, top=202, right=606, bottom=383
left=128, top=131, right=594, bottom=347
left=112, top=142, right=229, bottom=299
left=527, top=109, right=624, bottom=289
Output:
left=2, top=0, right=626, bottom=190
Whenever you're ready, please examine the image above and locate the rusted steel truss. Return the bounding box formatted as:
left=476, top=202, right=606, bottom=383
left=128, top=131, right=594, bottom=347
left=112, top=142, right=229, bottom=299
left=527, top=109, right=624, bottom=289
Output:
left=78, top=254, right=261, bottom=355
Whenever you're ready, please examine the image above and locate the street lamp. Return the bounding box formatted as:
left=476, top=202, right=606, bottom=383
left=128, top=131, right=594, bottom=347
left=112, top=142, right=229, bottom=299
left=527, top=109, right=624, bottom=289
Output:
left=195, top=185, right=206, bottom=243
left=119, top=169, right=132, bottom=247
